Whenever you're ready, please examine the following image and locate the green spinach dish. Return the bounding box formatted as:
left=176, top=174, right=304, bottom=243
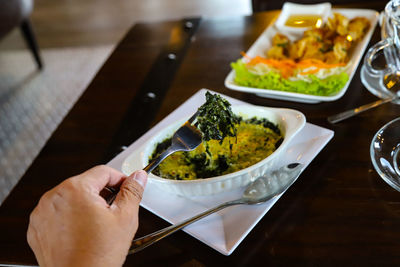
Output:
left=150, top=92, right=284, bottom=180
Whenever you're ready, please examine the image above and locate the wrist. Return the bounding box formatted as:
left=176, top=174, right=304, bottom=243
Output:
left=43, top=250, right=125, bottom=267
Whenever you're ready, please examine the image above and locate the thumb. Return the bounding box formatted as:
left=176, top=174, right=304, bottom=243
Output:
left=113, top=170, right=148, bottom=214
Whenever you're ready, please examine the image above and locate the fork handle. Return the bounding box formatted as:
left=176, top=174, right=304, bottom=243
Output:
left=101, top=146, right=177, bottom=204
left=128, top=199, right=245, bottom=254
left=143, top=146, right=177, bottom=173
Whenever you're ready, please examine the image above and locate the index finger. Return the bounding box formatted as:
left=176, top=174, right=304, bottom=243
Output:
left=77, top=165, right=127, bottom=193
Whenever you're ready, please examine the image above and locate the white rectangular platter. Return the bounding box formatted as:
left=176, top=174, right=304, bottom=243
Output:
left=224, top=9, right=379, bottom=103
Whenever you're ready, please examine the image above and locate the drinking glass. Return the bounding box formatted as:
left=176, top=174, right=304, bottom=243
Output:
left=364, top=0, right=400, bottom=100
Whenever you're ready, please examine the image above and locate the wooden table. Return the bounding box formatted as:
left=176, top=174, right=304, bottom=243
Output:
left=1, top=3, right=399, bottom=266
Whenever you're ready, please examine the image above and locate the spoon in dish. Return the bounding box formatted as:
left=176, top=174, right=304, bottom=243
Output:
left=129, top=162, right=303, bottom=254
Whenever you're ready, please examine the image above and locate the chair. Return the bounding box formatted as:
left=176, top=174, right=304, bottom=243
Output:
left=0, top=0, right=43, bottom=69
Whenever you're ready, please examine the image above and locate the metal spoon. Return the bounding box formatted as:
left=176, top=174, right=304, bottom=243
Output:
left=129, top=163, right=303, bottom=254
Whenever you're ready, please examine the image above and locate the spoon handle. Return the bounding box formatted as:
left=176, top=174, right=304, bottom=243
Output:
left=328, top=97, right=395, bottom=124
left=129, top=199, right=245, bottom=254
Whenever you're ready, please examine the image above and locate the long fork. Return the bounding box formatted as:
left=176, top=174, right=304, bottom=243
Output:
left=101, top=111, right=202, bottom=203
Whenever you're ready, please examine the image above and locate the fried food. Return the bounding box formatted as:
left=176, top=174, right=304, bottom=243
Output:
left=303, top=28, right=324, bottom=41
left=327, top=13, right=349, bottom=36
left=333, top=35, right=352, bottom=62
left=348, top=17, right=370, bottom=41
left=267, top=33, right=290, bottom=59
left=267, top=45, right=287, bottom=59
left=302, top=39, right=326, bottom=61
left=289, top=37, right=325, bottom=61
left=272, top=33, right=290, bottom=47
left=266, top=13, right=370, bottom=64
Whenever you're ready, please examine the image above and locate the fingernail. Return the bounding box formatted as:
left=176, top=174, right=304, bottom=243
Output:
left=131, top=170, right=147, bottom=189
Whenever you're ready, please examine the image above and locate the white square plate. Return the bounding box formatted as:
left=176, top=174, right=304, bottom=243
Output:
left=224, top=8, right=379, bottom=103
left=107, top=89, right=334, bottom=255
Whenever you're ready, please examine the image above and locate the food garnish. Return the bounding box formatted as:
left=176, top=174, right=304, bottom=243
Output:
left=232, top=59, right=348, bottom=96
left=195, top=92, right=238, bottom=142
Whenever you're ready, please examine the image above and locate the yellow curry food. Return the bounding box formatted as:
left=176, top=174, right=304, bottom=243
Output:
left=150, top=117, right=283, bottom=180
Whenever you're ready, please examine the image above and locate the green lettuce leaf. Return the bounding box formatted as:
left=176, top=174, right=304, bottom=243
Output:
left=231, top=59, right=349, bottom=96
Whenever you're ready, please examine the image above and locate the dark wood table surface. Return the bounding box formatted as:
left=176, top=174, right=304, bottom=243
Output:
left=1, top=2, right=399, bottom=266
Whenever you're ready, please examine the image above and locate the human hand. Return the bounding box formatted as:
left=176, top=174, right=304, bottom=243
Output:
left=27, top=165, right=147, bottom=267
